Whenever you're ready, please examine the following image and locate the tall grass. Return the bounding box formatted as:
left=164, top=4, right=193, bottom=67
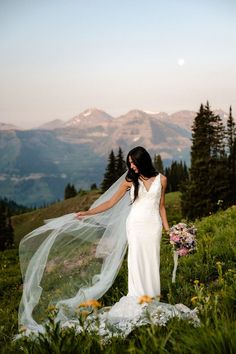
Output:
left=1, top=193, right=235, bottom=353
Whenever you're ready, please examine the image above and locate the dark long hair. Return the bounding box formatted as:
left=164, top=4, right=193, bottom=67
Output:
left=126, top=146, right=158, bottom=202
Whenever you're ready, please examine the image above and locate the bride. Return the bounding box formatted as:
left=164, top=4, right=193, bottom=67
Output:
left=18, top=146, right=198, bottom=338
left=76, top=146, right=169, bottom=298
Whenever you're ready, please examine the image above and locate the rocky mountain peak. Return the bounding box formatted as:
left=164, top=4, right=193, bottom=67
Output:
left=64, top=108, right=113, bottom=127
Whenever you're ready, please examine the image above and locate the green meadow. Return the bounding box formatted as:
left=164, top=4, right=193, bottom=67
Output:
left=0, top=191, right=235, bottom=353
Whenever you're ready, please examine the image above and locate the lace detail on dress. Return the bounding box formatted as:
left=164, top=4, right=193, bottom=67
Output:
left=60, top=296, right=200, bottom=340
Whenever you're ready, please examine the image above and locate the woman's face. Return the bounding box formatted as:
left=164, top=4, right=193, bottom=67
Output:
left=129, top=156, right=139, bottom=173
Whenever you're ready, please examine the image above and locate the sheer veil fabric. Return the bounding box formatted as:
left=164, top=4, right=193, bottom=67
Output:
left=18, top=171, right=200, bottom=338
left=18, top=173, right=131, bottom=332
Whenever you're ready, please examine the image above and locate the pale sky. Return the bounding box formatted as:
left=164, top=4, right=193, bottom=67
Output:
left=1, top=0, right=236, bottom=128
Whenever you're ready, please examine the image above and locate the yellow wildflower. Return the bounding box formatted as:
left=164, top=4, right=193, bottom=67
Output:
left=78, top=299, right=101, bottom=308
left=19, top=325, right=27, bottom=333
left=47, top=304, right=57, bottom=312
left=193, top=280, right=199, bottom=285
left=138, top=295, right=153, bottom=304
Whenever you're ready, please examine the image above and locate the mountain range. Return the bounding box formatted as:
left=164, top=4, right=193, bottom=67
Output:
left=0, top=108, right=229, bottom=206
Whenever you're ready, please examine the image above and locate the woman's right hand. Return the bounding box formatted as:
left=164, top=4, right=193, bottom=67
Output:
left=76, top=211, right=88, bottom=219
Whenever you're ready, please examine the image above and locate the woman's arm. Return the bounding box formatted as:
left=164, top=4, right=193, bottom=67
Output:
left=159, top=174, right=169, bottom=232
left=76, top=179, right=132, bottom=218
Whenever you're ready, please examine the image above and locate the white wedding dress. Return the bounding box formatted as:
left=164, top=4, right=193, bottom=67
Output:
left=126, top=174, right=162, bottom=297
left=18, top=173, right=199, bottom=340
left=60, top=174, right=199, bottom=339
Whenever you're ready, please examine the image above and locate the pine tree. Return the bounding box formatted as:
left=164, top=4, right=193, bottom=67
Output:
left=226, top=106, right=236, bottom=203
left=181, top=102, right=228, bottom=219
left=207, top=103, right=229, bottom=210
left=165, top=161, right=189, bottom=192
left=153, top=154, right=164, bottom=173
left=101, top=150, right=117, bottom=192
left=0, top=201, right=14, bottom=251
left=64, top=183, right=77, bottom=199
left=115, top=147, right=127, bottom=178
left=90, top=183, right=98, bottom=190
left=226, top=106, right=235, bottom=156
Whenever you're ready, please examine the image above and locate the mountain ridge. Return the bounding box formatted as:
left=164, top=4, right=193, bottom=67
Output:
left=0, top=108, right=229, bottom=206
left=0, top=108, right=229, bottom=132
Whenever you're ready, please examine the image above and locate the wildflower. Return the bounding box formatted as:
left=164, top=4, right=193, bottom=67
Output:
left=47, top=304, right=57, bottom=312
left=194, top=280, right=199, bottom=285
left=138, top=295, right=153, bottom=304
left=78, top=299, right=101, bottom=309
left=191, top=296, right=198, bottom=303
left=19, top=325, right=27, bottom=333
left=177, top=248, right=189, bottom=256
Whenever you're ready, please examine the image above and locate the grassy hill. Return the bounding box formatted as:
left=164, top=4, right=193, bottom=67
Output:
left=12, top=190, right=182, bottom=245
left=11, top=189, right=101, bottom=246
left=1, top=192, right=236, bottom=353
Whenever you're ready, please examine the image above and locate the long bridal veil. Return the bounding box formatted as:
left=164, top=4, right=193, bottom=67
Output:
left=18, top=173, right=131, bottom=332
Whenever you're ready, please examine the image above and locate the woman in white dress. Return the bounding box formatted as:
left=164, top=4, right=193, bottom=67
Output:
left=18, top=146, right=198, bottom=337
left=76, top=146, right=169, bottom=299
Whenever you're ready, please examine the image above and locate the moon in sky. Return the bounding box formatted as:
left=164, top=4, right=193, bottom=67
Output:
left=178, top=58, right=185, bottom=66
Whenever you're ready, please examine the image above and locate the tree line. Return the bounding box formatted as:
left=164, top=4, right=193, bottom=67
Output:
left=1, top=102, right=235, bottom=250
left=102, top=149, right=189, bottom=194
left=153, top=155, right=188, bottom=193
left=98, top=102, right=236, bottom=219
left=181, top=102, right=236, bottom=219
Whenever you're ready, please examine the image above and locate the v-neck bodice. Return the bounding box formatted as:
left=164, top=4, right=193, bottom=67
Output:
left=139, top=175, right=159, bottom=193
left=129, top=173, right=162, bottom=208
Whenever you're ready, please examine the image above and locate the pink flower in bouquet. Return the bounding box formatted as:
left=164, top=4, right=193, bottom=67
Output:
left=177, top=248, right=189, bottom=256
left=170, top=234, right=180, bottom=243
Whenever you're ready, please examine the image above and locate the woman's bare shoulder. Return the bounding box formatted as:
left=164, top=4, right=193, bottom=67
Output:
left=159, top=173, right=167, bottom=186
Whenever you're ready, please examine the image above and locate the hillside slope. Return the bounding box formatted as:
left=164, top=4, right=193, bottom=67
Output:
left=1, top=203, right=235, bottom=353
left=12, top=189, right=101, bottom=245
left=12, top=190, right=181, bottom=245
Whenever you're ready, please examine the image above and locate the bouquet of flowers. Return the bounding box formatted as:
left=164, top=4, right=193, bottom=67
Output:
left=169, top=222, right=197, bottom=282
left=170, top=222, right=197, bottom=256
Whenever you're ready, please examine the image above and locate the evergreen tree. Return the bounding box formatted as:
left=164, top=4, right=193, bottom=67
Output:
left=115, top=147, right=127, bottom=178
left=153, top=154, right=164, bottom=173
left=101, top=150, right=117, bottom=192
left=0, top=201, right=14, bottom=251
left=90, top=183, right=98, bottom=190
left=165, top=161, right=189, bottom=192
left=206, top=102, right=229, bottom=209
left=181, top=102, right=228, bottom=219
left=226, top=106, right=235, bottom=156
left=64, top=183, right=77, bottom=199
left=226, top=106, right=236, bottom=203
